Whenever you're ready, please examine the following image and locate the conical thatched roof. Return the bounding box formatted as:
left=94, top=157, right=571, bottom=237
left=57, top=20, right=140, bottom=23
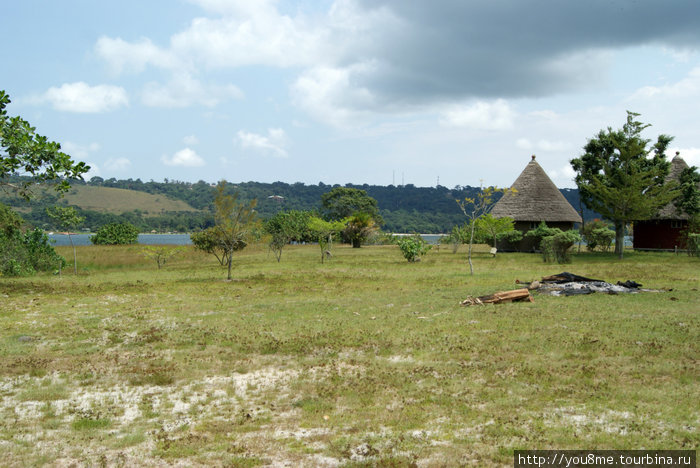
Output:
left=491, top=155, right=582, bottom=223
left=655, top=153, right=691, bottom=219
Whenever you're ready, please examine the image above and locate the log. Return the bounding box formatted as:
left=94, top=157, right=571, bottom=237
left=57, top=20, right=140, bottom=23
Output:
left=461, top=288, right=533, bottom=306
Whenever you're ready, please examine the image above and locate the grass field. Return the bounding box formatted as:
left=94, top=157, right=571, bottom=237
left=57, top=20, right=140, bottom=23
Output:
left=61, top=186, right=199, bottom=215
left=1, top=244, right=698, bottom=467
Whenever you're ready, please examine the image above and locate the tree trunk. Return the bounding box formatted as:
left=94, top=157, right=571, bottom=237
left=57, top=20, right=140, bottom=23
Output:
left=467, top=223, right=475, bottom=275
left=614, top=220, right=625, bottom=259
left=227, top=252, right=233, bottom=280
left=69, top=234, right=77, bottom=275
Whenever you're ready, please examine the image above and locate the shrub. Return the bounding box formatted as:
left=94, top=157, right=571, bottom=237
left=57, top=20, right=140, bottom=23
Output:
left=524, top=221, right=558, bottom=250
left=541, top=229, right=581, bottom=263
left=582, top=219, right=615, bottom=251
left=91, top=222, right=139, bottom=245
left=0, top=227, right=65, bottom=276
left=496, top=229, right=523, bottom=246
left=397, top=234, right=431, bottom=262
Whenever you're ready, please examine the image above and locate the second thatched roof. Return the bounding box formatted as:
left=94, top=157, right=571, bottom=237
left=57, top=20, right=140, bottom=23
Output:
left=491, top=155, right=582, bottom=223
left=654, top=153, right=693, bottom=220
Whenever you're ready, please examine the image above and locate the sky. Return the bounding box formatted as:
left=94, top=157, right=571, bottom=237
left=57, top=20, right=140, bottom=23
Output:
left=2, top=0, right=700, bottom=189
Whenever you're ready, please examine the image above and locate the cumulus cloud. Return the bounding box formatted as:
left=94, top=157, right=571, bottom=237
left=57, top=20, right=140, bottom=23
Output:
left=142, top=72, right=243, bottom=108
left=236, top=128, right=288, bottom=157
left=630, top=66, right=700, bottom=100
left=95, top=36, right=181, bottom=74
left=83, top=163, right=101, bottom=180
left=61, top=141, right=101, bottom=160
left=94, top=1, right=700, bottom=122
left=517, top=138, right=572, bottom=152
left=183, top=135, right=199, bottom=145
left=38, top=82, right=128, bottom=113
left=104, top=158, right=132, bottom=172
left=440, top=100, right=515, bottom=130
left=548, top=165, right=577, bottom=181
left=161, top=148, right=206, bottom=167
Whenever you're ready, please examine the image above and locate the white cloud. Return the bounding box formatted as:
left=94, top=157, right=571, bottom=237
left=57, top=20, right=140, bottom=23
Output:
left=440, top=100, right=515, bottom=130
left=630, top=66, right=700, bottom=100
left=183, top=135, right=199, bottom=145
left=97, top=0, right=324, bottom=73
left=104, top=157, right=132, bottom=172
left=142, top=72, right=243, bottom=108
left=95, top=36, right=182, bottom=74
left=548, top=165, right=576, bottom=180
left=39, top=82, right=128, bottom=113
left=61, top=141, right=101, bottom=160
left=83, top=163, right=101, bottom=180
left=516, top=138, right=533, bottom=150
left=236, top=128, right=288, bottom=157
left=291, top=64, right=375, bottom=127
left=161, top=148, right=206, bottom=167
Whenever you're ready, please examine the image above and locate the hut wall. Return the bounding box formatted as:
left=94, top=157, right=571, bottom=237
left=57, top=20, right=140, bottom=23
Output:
left=633, top=220, right=687, bottom=250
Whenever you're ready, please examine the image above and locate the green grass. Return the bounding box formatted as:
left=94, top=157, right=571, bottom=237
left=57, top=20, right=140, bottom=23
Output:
left=61, top=185, right=199, bottom=215
left=0, top=243, right=698, bottom=466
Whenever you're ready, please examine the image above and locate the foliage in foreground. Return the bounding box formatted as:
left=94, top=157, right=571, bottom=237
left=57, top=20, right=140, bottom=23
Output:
left=1, top=204, right=64, bottom=276
left=1, top=90, right=89, bottom=198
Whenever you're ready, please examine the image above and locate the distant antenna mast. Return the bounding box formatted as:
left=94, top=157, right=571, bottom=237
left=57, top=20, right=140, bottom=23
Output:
left=402, top=172, right=404, bottom=186
left=437, top=176, right=440, bottom=187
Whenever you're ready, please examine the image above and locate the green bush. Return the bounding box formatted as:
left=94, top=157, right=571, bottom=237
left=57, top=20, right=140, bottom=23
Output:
left=524, top=221, right=558, bottom=250
left=1, top=227, right=65, bottom=276
left=541, top=230, right=581, bottom=263
left=496, top=229, right=523, bottom=246
left=397, top=234, right=431, bottom=262
left=90, top=222, right=139, bottom=245
left=582, top=219, right=615, bottom=252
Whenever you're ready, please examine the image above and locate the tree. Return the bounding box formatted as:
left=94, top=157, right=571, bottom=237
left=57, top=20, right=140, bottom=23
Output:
left=343, top=211, right=379, bottom=248
left=307, top=216, right=345, bottom=263
left=457, top=184, right=512, bottom=275
left=46, top=206, right=84, bottom=274
left=191, top=181, right=258, bottom=280
left=474, top=214, right=517, bottom=253
left=320, top=187, right=383, bottom=224
left=91, top=222, right=139, bottom=245
left=674, top=165, right=700, bottom=218
left=571, top=112, right=680, bottom=259
left=1, top=90, right=89, bottom=198
left=141, top=245, right=185, bottom=269
left=264, top=210, right=310, bottom=262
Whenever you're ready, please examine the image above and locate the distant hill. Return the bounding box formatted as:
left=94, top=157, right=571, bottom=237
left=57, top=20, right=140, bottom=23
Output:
left=2, top=176, right=598, bottom=233
left=61, top=185, right=198, bottom=215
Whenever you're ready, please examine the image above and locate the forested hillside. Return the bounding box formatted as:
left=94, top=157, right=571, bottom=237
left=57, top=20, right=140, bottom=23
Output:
left=2, top=176, right=598, bottom=233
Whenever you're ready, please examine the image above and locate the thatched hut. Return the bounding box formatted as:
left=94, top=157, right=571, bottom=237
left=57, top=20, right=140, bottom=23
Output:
left=633, top=153, right=694, bottom=250
left=491, top=155, right=582, bottom=251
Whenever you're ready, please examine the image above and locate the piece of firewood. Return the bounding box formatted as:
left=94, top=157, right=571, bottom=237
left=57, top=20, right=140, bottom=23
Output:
left=461, top=288, right=532, bottom=306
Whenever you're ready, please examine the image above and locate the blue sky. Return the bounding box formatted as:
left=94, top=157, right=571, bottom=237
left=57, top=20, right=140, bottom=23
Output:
left=2, top=0, right=700, bottom=189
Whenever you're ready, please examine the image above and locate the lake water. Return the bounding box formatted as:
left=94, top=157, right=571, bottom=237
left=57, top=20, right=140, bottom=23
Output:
left=49, top=233, right=445, bottom=246
left=49, top=233, right=193, bottom=246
